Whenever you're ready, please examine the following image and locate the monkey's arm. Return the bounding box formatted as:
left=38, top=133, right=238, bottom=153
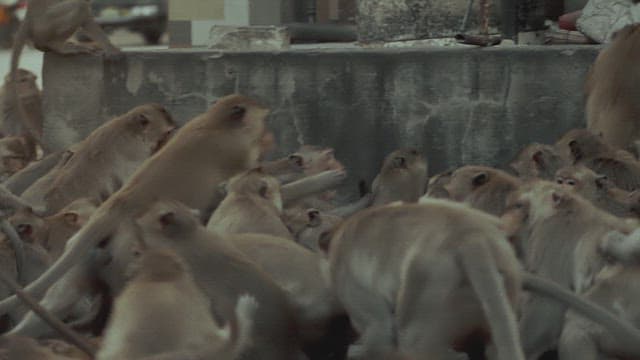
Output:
left=330, top=193, right=373, bottom=218
left=281, top=169, right=346, bottom=205
left=3, top=151, right=63, bottom=195
left=0, top=184, right=43, bottom=214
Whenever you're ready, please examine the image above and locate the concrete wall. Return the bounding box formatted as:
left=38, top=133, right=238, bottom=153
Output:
left=42, top=46, right=599, bottom=199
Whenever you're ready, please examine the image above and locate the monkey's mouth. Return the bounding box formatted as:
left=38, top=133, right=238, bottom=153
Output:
left=152, top=128, right=177, bottom=153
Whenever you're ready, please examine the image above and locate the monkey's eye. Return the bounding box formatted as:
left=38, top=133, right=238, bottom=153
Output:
left=393, top=157, right=407, bottom=168
left=288, top=154, right=304, bottom=167
left=556, top=178, right=564, bottom=185
left=566, top=179, right=576, bottom=186
left=230, top=106, right=246, bottom=121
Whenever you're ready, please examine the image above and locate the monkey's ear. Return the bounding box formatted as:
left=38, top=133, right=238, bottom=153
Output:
left=133, top=113, right=150, bottom=127
left=392, top=156, right=407, bottom=168
left=472, top=172, right=489, bottom=187
left=63, top=212, right=79, bottom=225
left=306, top=209, right=321, bottom=227
left=532, top=151, right=545, bottom=168
left=568, top=140, right=583, bottom=162
left=159, top=212, right=176, bottom=228
left=288, top=154, right=304, bottom=168
left=258, top=181, right=269, bottom=198
left=229, top=105, right=246, bottom=122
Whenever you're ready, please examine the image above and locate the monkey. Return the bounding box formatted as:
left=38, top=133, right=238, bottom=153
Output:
left=134, top=200, right=305, bottom=359
left=20, top=104, right=175, bottom=215
left=554, top=128, right=640, bottom=191
left=501, top=180, right=636, bottom=359
left=0, top=95, right=275, bottom=324
left=283, top=208, right=342, bottom=252
left=329, top=148, right=427, bottom=218
left=206, top=168, right=292, bottom=240
left=0, top=135, right=37, bottom=181
left=280, top=168, right=347, bottom=206
left=10, top=198, right=97, bottom=260
left=585, top=24, right=640, bottom=155
left=555, top=165, right=639, bottom=218
left=428, top=165, right=521, bottom=216
left=509, top=142, right=567, bottom=180
left=559, top=262, right=640, bottom=360
left=229, top=233, right=344, bottom=348
left=328, top=198, right=640, bottom=360
left=96, top=248, right=257, bottom=360
left=0, top=69, right=43, bottom=146
left=261, top=152, right=306, bottom=183
left=369, top=148, right=428, bottom=206
left=10, top=0, right=121, bottom=148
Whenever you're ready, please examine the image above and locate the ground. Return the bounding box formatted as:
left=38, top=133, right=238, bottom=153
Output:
left=0, top=29, right=169, bottom=86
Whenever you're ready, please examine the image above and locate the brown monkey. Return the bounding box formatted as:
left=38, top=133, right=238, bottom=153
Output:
left=206, top=168, right=292, bottom=239
left=328, top=199, right=640, bottom=360
left=10, top=198, right=97, bottom=260
left=135, top=200, right=305, bottom=359
left=97, top=248, right=257, bottom=360
left=330, top=148, right=427, bottom=218
left=554, top=128, right=640, bottom=191
left=261, top=152, right=306, bottom=183
left=555, top=165, right=638, bottom=218
left=433, top=165, right=521, bottom=216
left=283, top=208, right=342, bottom=252
left=509, top=142, right=567, bottom=180
left=229, top=233, right=343, bottom=344
left=586, top=24, right=640, bottom=154
left=370, top=148, right=428, bottom=206
left=0, top=94, right=273, bottom=317
left=21, top=104, right=175, bottom=215
left=0, top=135, right=37, bottom=180
left=502, top=180, right=635, bottom=359
left=10, top=0, right=120, bottom=145
left=0, top=69, right=42, bottom=144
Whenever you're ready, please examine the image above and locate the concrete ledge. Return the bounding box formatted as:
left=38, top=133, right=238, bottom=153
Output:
left=42, top=45, right=600, bottom=198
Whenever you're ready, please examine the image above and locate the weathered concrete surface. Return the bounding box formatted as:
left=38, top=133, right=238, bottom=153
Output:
left=42, top=45, right=599, bottom=200
left=357, top=0, right=502, bottom=42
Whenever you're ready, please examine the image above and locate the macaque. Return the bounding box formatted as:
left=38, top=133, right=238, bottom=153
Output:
left=585, top=24, right=640, bottom=154
left=283, top=208, right=342, bottom=252
left=555, top=165, right=638, bottom=218
left=509, top=142, right=566, bottom=180
left=0, top=135, right=37, bottom=180
left=501, top=180, right=635, bottom=358
left=206, top=168, right=292, bottom=240
left=431, top=165, right=521, bottom=216
left=0, top=69, right=43, bottom=146
left=97, top=248, right=257, bottom=360
left=21, top=104, right=175, bottom=215
left=0, top=95, right=274, bottom=319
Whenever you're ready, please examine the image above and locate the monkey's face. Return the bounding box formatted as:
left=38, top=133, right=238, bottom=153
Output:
left=126, top=104, right=176, bottom=155
left=294, top=209, right=341, bottom=253
left=0, top=137, right=31, bottom=176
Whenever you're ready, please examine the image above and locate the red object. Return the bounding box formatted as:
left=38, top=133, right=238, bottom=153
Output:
left=559, top=10, right=582, bottom=31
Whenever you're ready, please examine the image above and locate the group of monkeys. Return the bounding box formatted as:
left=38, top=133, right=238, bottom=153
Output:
left=0, top=0, right=635, bottom=360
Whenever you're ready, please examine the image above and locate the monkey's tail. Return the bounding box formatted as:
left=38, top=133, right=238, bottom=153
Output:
left=228, top=294, right=259, bottom=358
left=522, top=273, right=640, bottom=356
left=0, top=204, right=119, bottom=315
left=459, top=239, right=525, bottom=360
left=0, top=268, right=96, bottom=357
left=9, top=22, right=41, bottom=146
